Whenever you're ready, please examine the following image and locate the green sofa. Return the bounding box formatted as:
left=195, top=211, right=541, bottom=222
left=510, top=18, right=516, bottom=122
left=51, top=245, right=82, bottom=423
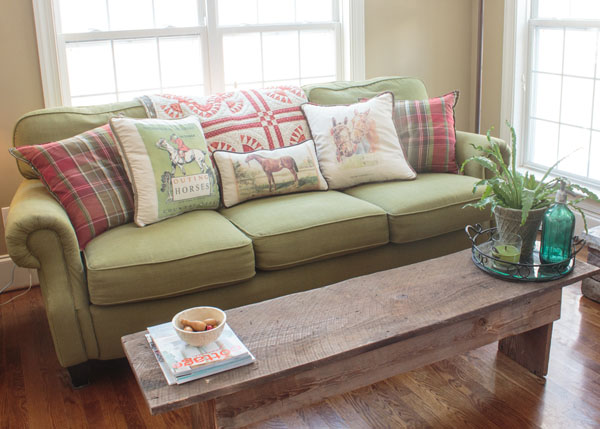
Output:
left=5, top=77, right=508, bottom=384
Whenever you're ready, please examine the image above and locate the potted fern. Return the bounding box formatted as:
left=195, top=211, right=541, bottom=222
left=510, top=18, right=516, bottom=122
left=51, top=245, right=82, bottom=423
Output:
left=461, top=122, right=598, bottom=259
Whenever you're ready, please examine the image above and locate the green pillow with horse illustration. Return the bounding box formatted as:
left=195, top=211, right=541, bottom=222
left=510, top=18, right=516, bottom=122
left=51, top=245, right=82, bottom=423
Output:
left=110, top=116, right=219, bottom=226
left=213, top=140, right=328, bottom=208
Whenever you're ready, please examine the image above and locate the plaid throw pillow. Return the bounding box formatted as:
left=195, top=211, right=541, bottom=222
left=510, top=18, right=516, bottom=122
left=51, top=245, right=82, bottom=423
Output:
left=393, top=91, right=459, bottom=173
left=9, top=124, right=134, bottom=250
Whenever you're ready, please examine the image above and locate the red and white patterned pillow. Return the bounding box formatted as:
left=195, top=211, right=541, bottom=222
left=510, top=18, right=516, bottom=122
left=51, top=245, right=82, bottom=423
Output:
left=393, top=91, right=459, bottom=173
left=138, top=86, right=311, bottom=153
left=9, top=125, right=134, bottom=250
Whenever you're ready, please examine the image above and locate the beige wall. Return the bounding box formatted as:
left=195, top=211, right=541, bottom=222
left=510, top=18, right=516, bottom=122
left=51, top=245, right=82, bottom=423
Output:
left=0, top=1, right=44, bottom=255
left=480, top=0, right=505, bottom=137
left=0, top=0, right=505, bottom=255
left=365, top=0, right=504, bottom=135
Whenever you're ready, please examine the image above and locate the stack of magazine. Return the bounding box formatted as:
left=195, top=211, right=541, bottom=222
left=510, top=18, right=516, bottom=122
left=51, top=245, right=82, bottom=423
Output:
left=145, top=322, right=255, bottom=385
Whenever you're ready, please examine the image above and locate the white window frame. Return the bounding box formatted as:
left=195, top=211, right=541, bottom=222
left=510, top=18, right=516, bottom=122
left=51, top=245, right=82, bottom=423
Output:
left=502, top=0, right=600, bottom=179
left=500, top=0, right=531, bottom=166
left=501, top=0, right=600, bottom=228
left=32, top=0, right=365, bottom=108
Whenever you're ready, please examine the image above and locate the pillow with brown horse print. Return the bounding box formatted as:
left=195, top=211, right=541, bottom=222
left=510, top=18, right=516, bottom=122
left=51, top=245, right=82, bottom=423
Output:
left=213, top=140, right=328, bottom=208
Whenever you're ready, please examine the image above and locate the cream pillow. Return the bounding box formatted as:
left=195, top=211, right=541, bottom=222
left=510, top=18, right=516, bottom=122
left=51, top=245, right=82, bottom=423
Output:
left=110, top=116, right=220, bottom=226
left=213, top=140, right=328, bottom=208
left=301, top=92, right=416, bottom=189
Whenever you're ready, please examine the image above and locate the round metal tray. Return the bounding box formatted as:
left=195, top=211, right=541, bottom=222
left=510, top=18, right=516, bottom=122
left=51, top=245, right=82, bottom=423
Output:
left=465, top=224, right=585, bottom=282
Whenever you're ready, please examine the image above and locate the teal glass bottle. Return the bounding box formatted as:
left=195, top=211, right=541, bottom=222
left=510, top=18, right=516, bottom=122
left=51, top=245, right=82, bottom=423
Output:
left=540, top=181, right=575, bottom=264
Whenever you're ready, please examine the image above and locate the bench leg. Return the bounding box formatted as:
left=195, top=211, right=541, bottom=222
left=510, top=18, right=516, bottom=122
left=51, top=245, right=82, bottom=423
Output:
left=190, top=399, right=217, bottom=429
left=498, top=322, right=553, bottom=377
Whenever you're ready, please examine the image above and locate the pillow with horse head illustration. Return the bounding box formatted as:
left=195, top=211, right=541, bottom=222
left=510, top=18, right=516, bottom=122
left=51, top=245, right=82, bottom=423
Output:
left=301, top=92, right=416, bottom=189
left=110, top=115, right=220, bottom=226
left=213, top=139, right=328, bottom=208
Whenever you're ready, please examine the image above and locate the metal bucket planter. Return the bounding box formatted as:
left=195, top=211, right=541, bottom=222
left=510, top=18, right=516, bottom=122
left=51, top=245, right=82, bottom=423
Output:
left=493, top=206, right=547, bottom=261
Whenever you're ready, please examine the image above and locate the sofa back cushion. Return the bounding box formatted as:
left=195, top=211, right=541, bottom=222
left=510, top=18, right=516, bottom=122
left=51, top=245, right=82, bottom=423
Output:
left=13, top=100, right=147, bottom=179
left=302, top=76, right=429, bottom=105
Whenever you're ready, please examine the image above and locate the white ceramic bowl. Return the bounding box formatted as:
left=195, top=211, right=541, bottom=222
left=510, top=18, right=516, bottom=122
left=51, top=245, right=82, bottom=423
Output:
left=172, top=306, right=226, bottom=347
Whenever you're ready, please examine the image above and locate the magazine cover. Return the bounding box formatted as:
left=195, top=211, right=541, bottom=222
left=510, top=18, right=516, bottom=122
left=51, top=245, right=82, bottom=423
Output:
left=147, top=322, right=250, bottom=375
left=146, top=333, right=255, bottom=385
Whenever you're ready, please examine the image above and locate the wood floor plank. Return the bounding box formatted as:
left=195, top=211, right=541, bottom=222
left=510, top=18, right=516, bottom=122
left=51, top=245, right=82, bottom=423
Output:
left=352, top=380, right=432, bottom=428
left=462, top=333, right=600, bottom=428
left=402, top=366, right=502, bottom=429
left=388, top=381, right=462, bottom=429
left=1, top=271, right=600, bottom=428
left=1, top=295, right=29, bottom=429
left=450, top=353, right=544, bottom=428
left=325, top=393, right=374, bottom=428
left=309, top=401, right=350, bottom=428
left=432, top=357, right=536, bottom=428
left=433, top=357, right=534, bottom=427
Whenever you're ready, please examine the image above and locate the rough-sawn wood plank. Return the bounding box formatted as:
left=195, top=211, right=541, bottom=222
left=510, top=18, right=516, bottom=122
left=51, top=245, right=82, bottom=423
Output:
left=122, top=249, right=600, bottom=424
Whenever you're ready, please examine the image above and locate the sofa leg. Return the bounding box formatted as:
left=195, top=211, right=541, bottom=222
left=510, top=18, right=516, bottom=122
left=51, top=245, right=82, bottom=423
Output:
left=67, top=362, right=90, bottom=389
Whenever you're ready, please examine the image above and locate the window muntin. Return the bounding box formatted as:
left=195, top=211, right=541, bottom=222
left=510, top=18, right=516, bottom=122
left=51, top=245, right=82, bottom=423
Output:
left=217, top=0, right=334, bottom=26
left=534, top=0, right=600, bottom=20
left=524, top=1, right=600, bottom=185
left=57, top=0, right=201, bottom=33
left=50, top=0, right=345, bottom=106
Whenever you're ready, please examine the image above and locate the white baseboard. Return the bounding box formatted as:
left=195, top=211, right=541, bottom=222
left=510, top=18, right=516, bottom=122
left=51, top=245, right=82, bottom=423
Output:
left=1, top=207, right=8, bottom=226
left=0, top=255, right=39, bottom=292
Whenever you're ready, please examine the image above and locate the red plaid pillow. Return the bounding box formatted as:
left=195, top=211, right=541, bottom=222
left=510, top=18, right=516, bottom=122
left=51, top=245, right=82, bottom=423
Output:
left=9, top=124, right=134, bottom=250
left=393, top=91, right=459, bottom=173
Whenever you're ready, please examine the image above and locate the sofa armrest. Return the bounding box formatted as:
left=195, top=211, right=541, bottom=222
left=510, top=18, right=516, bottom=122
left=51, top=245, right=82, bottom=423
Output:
left=6, top=180, right=80, bottom=268
left=5, top=180, right=97, bottom=367
left=455, top=130, right=510, bottom=180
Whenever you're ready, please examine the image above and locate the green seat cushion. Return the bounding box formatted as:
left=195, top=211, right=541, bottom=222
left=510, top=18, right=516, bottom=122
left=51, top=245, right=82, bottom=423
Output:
left=84, top=210, right=255, bottom=305
left=302, top=76, right=429, bottom=105
left=219, top=191, right=389, bottom=270
left=343, top=173, right=488, bottom=244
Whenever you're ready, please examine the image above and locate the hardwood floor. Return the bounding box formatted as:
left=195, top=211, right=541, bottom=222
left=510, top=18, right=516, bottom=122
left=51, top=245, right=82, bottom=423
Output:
left=1, top=269, right=599, bottom=427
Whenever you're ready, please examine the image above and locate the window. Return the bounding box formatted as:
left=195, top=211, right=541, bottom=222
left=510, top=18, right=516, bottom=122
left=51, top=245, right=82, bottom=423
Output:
left=33, top=0, right=364, bottom=107
left=510, top=0, right=600, bottom=187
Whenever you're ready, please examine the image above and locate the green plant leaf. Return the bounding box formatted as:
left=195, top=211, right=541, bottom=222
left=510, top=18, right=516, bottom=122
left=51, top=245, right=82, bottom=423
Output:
left=472, top=177, right=490, bottom=191
left=532, top=199, right=552, bottom=209
left=535, top=155, right=571, bottom=192
left=507, top=120, right=517, bottom=175
left=461, top=123, right=597, bottom=231
left=569, top=183, right=600, bottom=202
left=481, top=184, right=494, bottom=199
left=520, top=188, right=535, bottom=225
left=524, top=172, right=537, bottom=190
left=469, top=142, right=494, bottom=155
left=571, top=204, right=589, bottom=233
left=460, top=156, right=499, bottom=176
left=463, top=195, right=496, bottom=212
left=493, top=182, right=514, bottom=207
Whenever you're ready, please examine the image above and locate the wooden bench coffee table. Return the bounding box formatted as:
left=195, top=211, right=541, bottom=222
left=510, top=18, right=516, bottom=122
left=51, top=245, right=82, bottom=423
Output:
left=122, top=249, right=599, bottom=428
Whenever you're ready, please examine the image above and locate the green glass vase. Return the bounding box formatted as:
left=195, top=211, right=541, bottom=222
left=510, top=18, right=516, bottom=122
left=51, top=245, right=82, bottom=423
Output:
left=540, top=181, right=575, bottom=264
